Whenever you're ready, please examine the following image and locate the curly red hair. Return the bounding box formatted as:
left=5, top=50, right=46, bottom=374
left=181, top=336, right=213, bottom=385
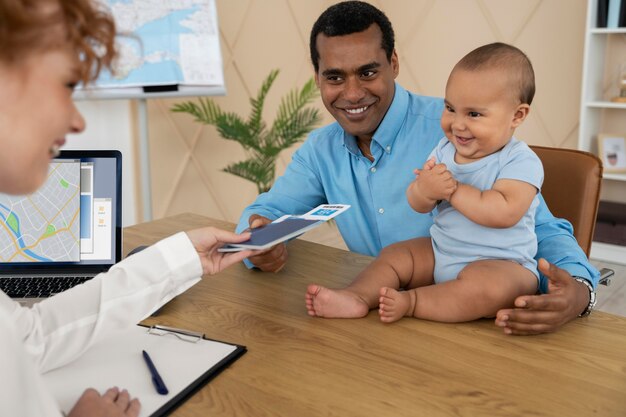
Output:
left=0, top=0, right=117, bottom=83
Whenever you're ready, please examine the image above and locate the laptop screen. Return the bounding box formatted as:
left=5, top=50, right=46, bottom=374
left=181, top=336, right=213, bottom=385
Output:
left=0, top=150, right=122, bottom=274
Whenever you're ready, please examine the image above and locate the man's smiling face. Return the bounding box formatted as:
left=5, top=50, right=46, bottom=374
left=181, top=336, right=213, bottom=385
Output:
left=314, top=24, right=398, bottom=142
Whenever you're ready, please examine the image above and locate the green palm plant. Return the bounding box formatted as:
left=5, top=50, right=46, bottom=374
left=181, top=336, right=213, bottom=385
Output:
left=171, top=69, right=322, bottom=193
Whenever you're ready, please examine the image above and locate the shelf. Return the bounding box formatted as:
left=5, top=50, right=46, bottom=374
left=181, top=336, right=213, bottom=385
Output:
left=603, top=172, right=626, bottom=181
left=580, top=0, right=626, bottom=186
left=585, top=101, right=626, bottom=109
left=590, top=28, right=626, bottom=34
left=591, top=241, right=626, bottom=266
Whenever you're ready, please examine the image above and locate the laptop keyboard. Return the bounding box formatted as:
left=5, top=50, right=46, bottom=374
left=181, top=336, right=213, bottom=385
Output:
left=0, top=276, right=91, bottom=298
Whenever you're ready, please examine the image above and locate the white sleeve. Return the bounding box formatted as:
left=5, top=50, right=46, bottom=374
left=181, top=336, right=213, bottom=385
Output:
left=0, top=231, right=202, bottom=373
left=0, top=311, right=64, bottom=417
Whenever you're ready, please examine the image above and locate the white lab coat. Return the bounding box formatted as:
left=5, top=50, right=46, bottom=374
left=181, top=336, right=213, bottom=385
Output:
left=0, top=232, right=202, bottom=416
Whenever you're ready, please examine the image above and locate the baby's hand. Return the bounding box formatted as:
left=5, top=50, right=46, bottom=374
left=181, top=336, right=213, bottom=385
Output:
left=416, top=163, right=457, bottom=201
left=413, top=157, right=436, bottom=177
left=423, top=157, right=436, bottom=171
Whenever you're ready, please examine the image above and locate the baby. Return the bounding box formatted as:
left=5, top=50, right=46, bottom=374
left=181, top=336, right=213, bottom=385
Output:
left=306, top=42, right=543, bottom=323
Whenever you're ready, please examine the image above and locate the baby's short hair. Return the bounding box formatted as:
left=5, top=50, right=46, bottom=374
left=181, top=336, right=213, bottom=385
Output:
left=455, top=42, right=535, bottom=105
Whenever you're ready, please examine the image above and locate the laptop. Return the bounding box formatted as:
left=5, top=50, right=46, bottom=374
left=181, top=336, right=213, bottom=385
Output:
left=0, top=150, right=122, bottom=307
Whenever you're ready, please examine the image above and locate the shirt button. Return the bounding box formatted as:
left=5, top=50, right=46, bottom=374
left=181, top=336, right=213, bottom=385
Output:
left=378, top=208, right=385, bottom=214
left=386, top=146, right=391, bottom=153
left=370, top=167, right=377, bottom=173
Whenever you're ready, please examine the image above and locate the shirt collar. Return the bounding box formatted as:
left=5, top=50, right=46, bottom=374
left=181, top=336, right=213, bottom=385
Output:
left=343, top=83, right=408, bottom=157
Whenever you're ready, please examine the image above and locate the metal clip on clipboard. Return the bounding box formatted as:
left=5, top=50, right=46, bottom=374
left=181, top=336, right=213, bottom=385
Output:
left=147, top=325, right=204, bottom=343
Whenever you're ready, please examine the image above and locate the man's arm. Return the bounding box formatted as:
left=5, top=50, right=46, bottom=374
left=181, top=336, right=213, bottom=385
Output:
left=533, top=196, right=599, bottom=290
left=236, top=140, right=327, bottom=271
left=495, top=258, right=592, bottom=335
left=241, top=214, right=289, bottom=272
left=494, top=196, right=600, bottom=335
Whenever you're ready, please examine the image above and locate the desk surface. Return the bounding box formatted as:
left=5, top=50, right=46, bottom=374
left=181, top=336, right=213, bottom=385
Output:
left=126, top=213, right=626, bottom=417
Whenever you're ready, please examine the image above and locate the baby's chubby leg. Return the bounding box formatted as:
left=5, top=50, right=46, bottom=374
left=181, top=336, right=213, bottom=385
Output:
left=408, top=259, right=538, bottom=323
left=378, top=238, right=436, bottom=322
left=306, top=238, right=433, bottom=319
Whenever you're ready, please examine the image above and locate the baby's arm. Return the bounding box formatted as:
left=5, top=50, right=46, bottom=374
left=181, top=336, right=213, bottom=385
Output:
left=449, top=179, right=537, bottom=228
left=406, top=159, right=457, bottom=213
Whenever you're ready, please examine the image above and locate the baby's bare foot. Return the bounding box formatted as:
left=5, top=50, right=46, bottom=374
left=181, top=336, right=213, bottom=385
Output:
left=305, top=284, right=369, bottom=318
left=378, top=287, right=414, bottom=323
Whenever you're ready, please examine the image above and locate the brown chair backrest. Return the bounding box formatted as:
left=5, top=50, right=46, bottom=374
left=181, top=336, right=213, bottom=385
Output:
left=530, top=145, right=603, bottom=257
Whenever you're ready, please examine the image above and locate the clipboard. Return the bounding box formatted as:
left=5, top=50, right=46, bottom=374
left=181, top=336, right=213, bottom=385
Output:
left=42, top=324, right=246, bottom=417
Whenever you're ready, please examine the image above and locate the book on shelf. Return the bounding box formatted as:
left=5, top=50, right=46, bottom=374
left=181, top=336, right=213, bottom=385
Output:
left=598, top=0, right=609, bottom=27
left=606, top=0, right=626, bottom=27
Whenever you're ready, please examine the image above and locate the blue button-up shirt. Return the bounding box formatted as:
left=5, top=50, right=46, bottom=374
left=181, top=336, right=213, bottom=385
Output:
left=237, top=83, right=599, bottom=291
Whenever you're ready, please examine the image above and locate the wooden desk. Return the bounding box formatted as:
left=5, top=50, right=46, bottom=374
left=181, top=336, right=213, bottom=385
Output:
left=126, top=213, right=626, bottom=417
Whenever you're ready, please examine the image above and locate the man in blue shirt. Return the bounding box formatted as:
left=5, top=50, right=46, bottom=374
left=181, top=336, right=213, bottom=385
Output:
left=236, top=1, right=599, bottom=335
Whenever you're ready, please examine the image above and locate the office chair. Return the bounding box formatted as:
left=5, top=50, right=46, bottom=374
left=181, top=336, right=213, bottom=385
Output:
left=531, top=145, right=613, bottom=286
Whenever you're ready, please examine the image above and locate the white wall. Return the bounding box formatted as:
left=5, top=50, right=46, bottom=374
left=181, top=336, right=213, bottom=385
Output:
left=66, top=100, right=138, bottom=226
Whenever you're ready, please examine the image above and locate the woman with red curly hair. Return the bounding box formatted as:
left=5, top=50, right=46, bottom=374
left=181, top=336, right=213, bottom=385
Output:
left=0, top=1, right=254, bottom=415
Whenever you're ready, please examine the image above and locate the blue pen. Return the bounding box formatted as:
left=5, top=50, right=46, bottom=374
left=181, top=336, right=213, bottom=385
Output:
left=142, top=350, right=169, bottom=395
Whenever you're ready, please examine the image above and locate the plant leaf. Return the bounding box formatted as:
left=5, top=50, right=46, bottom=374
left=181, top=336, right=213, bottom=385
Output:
left=248, top=69, right=280, bottom=138
left=223, top=157, right=276, bottom=193
left=271, top=77, right=321, bottom=146
left=274, top=77, right=319, bottom=126
left=213, top=113, right=260, bottom=150
left=272, top=108, right=321, bottom=150
left=171, top=99, right=223, bottom=124
left=172, top=70, right=322, bottom=194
